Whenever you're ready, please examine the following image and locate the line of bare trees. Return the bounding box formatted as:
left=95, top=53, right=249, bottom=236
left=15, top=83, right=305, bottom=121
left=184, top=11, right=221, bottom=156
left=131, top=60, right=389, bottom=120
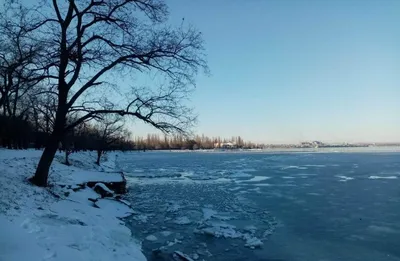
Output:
left=0, top=0, right=207, bottom=186
left=133, top=134, right=261, bottom=150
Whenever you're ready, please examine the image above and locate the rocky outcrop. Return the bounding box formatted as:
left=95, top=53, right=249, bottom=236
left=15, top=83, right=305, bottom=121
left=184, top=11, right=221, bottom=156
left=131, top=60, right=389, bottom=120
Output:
left=86, top=171, right=127, bottom=194
left=93, top=183, right=114, bottom=197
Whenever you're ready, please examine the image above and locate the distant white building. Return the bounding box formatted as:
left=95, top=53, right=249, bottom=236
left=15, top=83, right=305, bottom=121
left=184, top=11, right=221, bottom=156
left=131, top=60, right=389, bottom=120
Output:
left=214, top=142, right=237, bottom=149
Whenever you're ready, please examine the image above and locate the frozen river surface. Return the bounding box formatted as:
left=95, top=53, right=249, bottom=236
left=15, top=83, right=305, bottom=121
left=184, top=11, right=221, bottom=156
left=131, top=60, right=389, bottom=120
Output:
left=117, top=151, right=400, bottom=261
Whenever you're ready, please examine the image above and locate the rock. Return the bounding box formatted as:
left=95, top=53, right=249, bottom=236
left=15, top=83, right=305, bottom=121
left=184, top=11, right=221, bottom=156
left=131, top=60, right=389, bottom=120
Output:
left=86, top=171, right=127, bottom=194
left=93, top=183, right=114, bottom=197
left=88, top=198, right=97, bottom=203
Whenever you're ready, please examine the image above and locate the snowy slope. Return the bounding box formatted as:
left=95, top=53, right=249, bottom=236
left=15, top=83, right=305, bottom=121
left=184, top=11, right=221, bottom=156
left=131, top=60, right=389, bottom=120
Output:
left=0, top=149, right=146, bottom=261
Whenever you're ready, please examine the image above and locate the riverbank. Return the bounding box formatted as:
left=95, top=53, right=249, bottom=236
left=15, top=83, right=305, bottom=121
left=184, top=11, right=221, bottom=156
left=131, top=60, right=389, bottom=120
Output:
left=0, top=149, right=146, bottom=261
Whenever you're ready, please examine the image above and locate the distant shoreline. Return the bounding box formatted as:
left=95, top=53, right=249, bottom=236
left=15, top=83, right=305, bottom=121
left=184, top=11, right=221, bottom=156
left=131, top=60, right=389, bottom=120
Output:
left=133, top=146, right=400, bottom=154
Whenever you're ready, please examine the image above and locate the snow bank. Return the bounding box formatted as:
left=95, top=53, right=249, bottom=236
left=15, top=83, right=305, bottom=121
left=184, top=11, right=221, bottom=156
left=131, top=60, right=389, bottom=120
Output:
left=95, top=198, right=134, bottom=218
left=0, top=149, right=146, bottom=261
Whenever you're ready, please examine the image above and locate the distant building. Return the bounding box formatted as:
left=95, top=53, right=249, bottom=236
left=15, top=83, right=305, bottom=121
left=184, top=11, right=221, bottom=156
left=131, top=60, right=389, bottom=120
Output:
left=214, top=142, right=237, bottom=149
left=312, top=141, right=324, bottom=148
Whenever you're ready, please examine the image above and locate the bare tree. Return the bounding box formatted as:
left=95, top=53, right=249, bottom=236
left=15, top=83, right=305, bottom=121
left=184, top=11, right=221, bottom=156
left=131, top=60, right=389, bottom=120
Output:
left=93, top=115, right=125, bottom=165
left=1, top=0, right=207, bottom=186
left=0, top=7, right=45, bottom=118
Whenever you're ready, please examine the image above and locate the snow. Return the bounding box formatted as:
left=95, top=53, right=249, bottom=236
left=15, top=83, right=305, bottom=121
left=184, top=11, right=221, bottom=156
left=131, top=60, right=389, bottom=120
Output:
left=0, top=149, right=146, bottom=261
left=67, top=187, right=100, bottom=205
left=95, top=198, right=134, bottom=218
left=160, top=231, right=173, bottom=237
left=94, top=182, right=115, bottom=194
left=174, top=216, right=192, bottom=225
left=337, top=175, right=354, bottom=182
left=243, top=234, right=263, bottom=248
left=194, top=218, right=265, bottom=248
left=246, top=176, right=271, bottom=182
left=282, top=165, right=308, bottom=170
left=145, top=235, right=158, bottom=241
left=0, top=216, right=45, bottom=261
left=369, top=175, right=398, bottom=180
left=133, top=214, right=150, bottom=223
left=166, top=238, right=182, bottom=247
left=202, top=208, right=217, bottom=220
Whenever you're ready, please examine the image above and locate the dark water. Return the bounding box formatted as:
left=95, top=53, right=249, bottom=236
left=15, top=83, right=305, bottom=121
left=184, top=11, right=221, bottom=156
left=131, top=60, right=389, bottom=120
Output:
left=117, top=151, right=400, bottom=261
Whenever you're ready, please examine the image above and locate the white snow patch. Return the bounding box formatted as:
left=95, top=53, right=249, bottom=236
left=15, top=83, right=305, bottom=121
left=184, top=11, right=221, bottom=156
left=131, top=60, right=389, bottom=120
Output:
left=214, top=177, right=233, bottom=182
left=337, top=175, right=354, bottom=182
left=282, top=165, right=308, bottom=170
left=166, top=238, right=182, bottom=247
left=253, top=183, right=272, bottom=187
left=246, top=176, right=271, bottom=182
left=244, top=225, right=257, bottom=233
left=94, top=182, right=115, bottom=194
left=160, top=231, right=173, bottom=237
left=368, top=225, right=399, bottom=234
left=67, top=187, right=100, bottom=205
left=95, top=198, right=134, bottom=218
left=202, top=208, right=218, bottom=220
left=243, top=234, right=263, bottom=248
left=194, top=222, right=264, bottom=248
left=133, top=214, right=150, bottom=223
left=174, top=216, right=191, bottom=225
left=369, top=176, right=398, bottom=180
left=145, top=235, right=158, bottom=241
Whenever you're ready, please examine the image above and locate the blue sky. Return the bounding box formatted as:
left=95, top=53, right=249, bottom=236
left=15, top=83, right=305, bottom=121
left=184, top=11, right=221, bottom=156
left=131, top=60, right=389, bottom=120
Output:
left=10, top=0, right=397, bottom=144
left=140, top=0, right=399, bottom=144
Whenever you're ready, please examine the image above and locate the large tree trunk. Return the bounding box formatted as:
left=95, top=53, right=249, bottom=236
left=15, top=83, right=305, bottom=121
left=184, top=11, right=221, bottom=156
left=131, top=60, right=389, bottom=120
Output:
left=31, top=100, right=67, bottom=186
left=96, top=150, right=102, bottom=165
left=31, top=137, right=59, bottom=186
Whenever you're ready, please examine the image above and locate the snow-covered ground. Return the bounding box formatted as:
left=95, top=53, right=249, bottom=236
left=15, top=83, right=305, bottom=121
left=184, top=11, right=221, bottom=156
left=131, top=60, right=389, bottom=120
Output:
left=0, top=149, right=146, bottom=261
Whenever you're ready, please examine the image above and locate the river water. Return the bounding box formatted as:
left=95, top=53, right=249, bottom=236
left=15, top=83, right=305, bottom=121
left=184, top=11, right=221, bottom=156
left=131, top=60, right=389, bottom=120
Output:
left=117, top=150, right=400, bottom=261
